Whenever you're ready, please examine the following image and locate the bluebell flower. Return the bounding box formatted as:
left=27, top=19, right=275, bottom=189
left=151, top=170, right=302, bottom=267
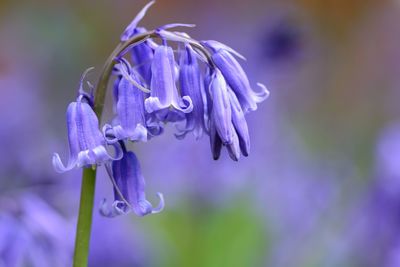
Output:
left=205, top=69, right=253, bottom=160
left=209, top=69, right=233, bottom=144
left=52, top=71, right=122, bottom=173
left=203, top=40, right=269, bottom=112
left=52, top=0, right=271, bottom=221
left=101, top=148, right=164, bottom=217
left=144, top=43, right=193, bottom=121
left=103, top=61, right=148, bottom=143
left=228, top=88, right=250, bottom=156
left=130, top=27, right=156, bottom=86
left=176, top=44, right=207, bottom=139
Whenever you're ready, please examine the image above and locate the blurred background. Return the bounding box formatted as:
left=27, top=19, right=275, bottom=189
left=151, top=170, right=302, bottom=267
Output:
left=1, top=0, right=400, bottom=266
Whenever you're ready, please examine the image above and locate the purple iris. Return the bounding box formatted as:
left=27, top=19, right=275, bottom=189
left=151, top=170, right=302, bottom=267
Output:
left=53, top=71, right=122, bottom=173
left=203, top=40, right=269, bottom=112
left=101, top=148, right=164, bottom=217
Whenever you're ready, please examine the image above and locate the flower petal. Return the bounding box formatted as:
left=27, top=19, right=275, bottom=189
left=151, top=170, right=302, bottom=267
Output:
left=121, top=0, right=156, bottom=41
left=210, top=69, right=233, bottom=144
left=176, top=45, right=207, bottom=139
left=52, top=153, right=77, bottom=173
left=111, top=151, right=164, bottom=217
left=202, top=40, right=246, bottom=61
left=158, top=23, right=196, bottom=30
left=228, top=89, right=250, bottom=156
left=226, top=126, right=241, bottom=161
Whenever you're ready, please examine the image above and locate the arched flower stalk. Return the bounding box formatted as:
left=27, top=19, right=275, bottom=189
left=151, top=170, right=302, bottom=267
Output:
left=52, top=1, right=270, bottom=266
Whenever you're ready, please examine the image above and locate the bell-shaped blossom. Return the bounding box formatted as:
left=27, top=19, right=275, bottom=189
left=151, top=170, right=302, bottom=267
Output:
left=209, top=69, right=233, bottom=144
left=52, top=94, right=122, bottom=173
left=228, top=88, right=250, bottom=156
left=100, top=150, right=164, bottom=217
left=176, top=45, right=207, bottom=139
left=203, top=40, right=269, bottom=112
left=144, top=44, right=193, bottom=121
left=103, top=62, right=148, bottom=143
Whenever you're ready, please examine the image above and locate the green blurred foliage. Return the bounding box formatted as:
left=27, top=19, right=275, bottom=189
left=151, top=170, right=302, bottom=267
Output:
left=142, top=197, right=268, bottom=267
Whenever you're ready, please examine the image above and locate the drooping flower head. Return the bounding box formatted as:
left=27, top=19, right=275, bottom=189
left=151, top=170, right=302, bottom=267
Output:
left=53, top=0, right=270, bottom=219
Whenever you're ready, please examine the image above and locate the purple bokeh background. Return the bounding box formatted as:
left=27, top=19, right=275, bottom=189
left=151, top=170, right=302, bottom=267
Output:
left=1, top=0, right=400, bottom=266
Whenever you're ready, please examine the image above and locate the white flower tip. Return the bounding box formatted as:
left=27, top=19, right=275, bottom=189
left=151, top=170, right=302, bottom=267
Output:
left=256, top=82, right=270, bottom=99
left=152, top=192, right=165, bottom=214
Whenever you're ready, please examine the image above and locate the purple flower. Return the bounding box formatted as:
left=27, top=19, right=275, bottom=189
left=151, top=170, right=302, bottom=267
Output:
left=52, top=71, right=122, bottom=173
left=209, top=69, right=233, bottom=144
left=203, top=40, right=269, bottom=112
left=145, top=45, right=193, bottom=120
left=103, top=61, right=148, bottom=143
left=144, top=44, right=193, bottom=121
left=228, top=88, right=250, bottom=156
left=226, top=124, right=241, bottom=161
left=100, top=149, right=164, bottom=217
left=130, top=27, right=155, bottom=86
left=206, top=69, right=255, bottom=161
left=176, top=45, right=207, bottom=139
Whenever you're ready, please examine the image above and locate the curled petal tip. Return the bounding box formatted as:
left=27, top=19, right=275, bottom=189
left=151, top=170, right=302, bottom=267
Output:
left=52, top=153, right=74, bottom=173
left=256, top=83, right=270, bottom=101
left=102, top=124, right=119, bottom=144
left=152, top=192, right=165, bottom=214
left=134, top=193, right=165, bottom=216
left=99, top=199, right=126, bottom=218
left=177, top=95, right=194, bottom=113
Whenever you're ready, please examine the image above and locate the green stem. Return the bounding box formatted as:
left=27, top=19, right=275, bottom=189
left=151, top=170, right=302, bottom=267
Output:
left=73, top=168, right=96, bottom=267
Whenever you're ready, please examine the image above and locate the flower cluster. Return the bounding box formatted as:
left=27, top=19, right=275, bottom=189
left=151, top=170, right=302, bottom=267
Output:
left=52, top=1, right=269, bottom=217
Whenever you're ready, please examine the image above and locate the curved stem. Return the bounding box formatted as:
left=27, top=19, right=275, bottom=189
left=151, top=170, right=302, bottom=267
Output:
left=72, top=31, right=156, bottom=267
left=72, top=29, right=213, bottom=267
